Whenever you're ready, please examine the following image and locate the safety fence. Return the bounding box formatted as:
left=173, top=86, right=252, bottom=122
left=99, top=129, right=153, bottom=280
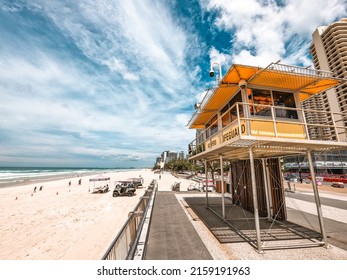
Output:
left=101, top=180, right=157, bottom=260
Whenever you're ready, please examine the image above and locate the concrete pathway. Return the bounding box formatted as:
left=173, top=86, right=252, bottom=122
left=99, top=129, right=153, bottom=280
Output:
left=144, top=192, right=212, bottom=260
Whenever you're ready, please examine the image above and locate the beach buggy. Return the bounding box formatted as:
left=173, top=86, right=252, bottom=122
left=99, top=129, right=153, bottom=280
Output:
left=126, top=177, right=144, bottom=188
left=112, top=180, right=136, bottom=197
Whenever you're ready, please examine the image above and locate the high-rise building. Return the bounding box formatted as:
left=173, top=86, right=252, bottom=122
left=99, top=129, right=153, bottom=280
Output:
left=178, top=151, right=185, bottom=160
left=155, top=157, right=161, bottom=168
left=161, top=151, right=169, bottom=163
left=305, top=18, right=347, bottom=128
left=167, top=151, right=178, bottom=162
left=296, top=18, right=347, bottom=174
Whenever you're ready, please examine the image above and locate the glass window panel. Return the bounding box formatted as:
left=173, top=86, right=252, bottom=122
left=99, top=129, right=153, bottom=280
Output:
left=210, top=121, right=218, bottom=136
left=222, top=112, right=231, bottom=127
left=249, top=89, right=272, bottom=116
left=230, top=106, right=238, bottom=122
left=206, top=114, right=218, bottom=138
left=221, top=103, right=229, bottom=114
left=228, top=92, right=243, bottom=120
left=273, top=91, right=298, bottom=119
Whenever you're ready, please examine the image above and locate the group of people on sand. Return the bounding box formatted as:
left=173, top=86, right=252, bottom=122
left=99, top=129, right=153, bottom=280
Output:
left=32, top=178, right=83, bottom=193
left=68, top=179, right=82, bottom=187
left=33, top=186, right=43, bottom=192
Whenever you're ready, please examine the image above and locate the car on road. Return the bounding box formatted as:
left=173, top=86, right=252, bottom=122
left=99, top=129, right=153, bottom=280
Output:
left=187, top=183, right=201, bottom=191
left=331, top=182, right=344, bottom=188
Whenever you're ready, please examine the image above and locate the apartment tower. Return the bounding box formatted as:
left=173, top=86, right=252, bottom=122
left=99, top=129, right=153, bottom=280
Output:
left=305, top=18, right=347, bottom=127
left=299, top=18, right=347, bottom=173
left=284, top=18, right=347, bottom=174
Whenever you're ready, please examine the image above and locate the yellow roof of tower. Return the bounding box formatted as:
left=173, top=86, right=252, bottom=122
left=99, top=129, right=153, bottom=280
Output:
left=189, top=63, right=341, bottom=129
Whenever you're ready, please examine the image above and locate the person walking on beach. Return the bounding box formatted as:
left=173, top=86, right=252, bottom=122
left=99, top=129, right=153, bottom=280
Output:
left=69, top=180, right=71, bottom=187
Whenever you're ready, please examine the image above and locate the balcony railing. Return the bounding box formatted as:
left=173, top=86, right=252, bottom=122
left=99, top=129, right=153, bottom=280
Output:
left=188, top=102, right=347, bottom=157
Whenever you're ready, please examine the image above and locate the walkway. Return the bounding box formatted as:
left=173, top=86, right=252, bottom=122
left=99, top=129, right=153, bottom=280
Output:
left=144, top=192, right=212, bottom=260
left=144, top=188, right=347, bottom=259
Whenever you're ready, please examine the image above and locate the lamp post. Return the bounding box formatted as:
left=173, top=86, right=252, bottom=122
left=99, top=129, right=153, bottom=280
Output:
left=209, top=62, right=223, bottom=83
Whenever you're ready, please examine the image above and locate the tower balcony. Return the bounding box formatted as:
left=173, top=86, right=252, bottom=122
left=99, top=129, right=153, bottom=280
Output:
left=188, top=102, right=347, bottom=161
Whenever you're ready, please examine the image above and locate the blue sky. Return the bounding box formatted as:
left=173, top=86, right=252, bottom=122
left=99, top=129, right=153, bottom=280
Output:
left=0, top=0, right=346, bottom=168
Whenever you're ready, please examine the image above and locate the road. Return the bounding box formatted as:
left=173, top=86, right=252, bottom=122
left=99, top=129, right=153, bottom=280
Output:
left=286, top=191, right=347, bottom=210
left=285, top=190, right=347, bottom=251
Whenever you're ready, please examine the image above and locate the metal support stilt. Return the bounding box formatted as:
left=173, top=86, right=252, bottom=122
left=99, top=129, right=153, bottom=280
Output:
left=219, top=155, right=225, bottom=219
left=261, top=158, right=271, bottom=220
left=249, top=147, right=263, bottom=252
left=229, top=162, right=232, bottom=197
left=307, top=150, right=328, bottom=246
left=265, top=159, right=273, bottom=218
left=205, top=159, right=209, bottom=207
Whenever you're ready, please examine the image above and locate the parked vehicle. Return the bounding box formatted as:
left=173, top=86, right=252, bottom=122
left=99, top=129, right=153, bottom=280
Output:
left=171, top=182, right=181, bottom=191
left=331, top=182, right=344, bottom=188
left=113, top=181, right=136, bottom=197
left=202, top=179, right=215, bottom=192
left=127, top=177, right=143, bottom=188
left=187, top=182, right=201, bottom=191
left=92, top=185, right=109, bottom=194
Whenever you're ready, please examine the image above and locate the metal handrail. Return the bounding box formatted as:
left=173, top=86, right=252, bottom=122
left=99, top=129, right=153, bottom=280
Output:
left=187, top=88, right=217, bottom=128
left=101, top=182, right=157, bottom=260
left=127, top=184, right=157, bottom=260
left=264, top=62, right=335, bottom=78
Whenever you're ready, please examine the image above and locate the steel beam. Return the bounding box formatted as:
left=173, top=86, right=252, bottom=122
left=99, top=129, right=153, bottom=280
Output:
left=249, top=147, right=263, bottom=252
left=261, top=158, right=271, bottom=220
left=205, top=159, right=209, bottom=207
left=307, top=150, right=328, bottom=246
left=265, top=160, right=274, bottom=218
left=220, top=155, right=225, bottom=219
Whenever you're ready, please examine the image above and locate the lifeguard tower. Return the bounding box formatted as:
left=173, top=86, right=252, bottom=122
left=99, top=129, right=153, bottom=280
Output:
left=187, top=62, right=347, bottom=252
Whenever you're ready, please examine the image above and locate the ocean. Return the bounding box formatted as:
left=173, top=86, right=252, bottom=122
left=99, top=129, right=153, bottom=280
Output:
left=0, top=167, right=138, bottom=187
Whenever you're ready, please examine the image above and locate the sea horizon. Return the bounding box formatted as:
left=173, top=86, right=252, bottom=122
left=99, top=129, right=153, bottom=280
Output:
left=0, top=166, right=149, bottom=187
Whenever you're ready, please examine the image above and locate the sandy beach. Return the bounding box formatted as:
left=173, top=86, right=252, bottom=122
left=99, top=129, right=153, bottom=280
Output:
left=0, top=169, right=153, bottom=259
left=0, top=169, right=194, bottom=260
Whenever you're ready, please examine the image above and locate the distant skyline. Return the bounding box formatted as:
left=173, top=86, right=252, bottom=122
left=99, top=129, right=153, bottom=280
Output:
left=0, top=0, right=346, bottom=168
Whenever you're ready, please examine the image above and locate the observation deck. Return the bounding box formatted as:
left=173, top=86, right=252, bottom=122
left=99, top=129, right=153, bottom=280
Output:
left=188, top=102, right=347, bottom=161
left=188, top=63, right=347, bottom=162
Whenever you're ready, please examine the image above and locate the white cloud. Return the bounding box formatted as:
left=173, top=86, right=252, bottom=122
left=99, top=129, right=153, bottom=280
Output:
left=203, top=0, right=347, bottom=67
left=175, top=114, right=191, bottom=127
left=4, top=0, right=342, bottom=167
left=209, top=47, right=232, bottom=71
left=102, top=58, right=139, bottom=81
left=196, top=89, right=209, bottom=103
left=280, top=0, right=347, bottom=36
left=30, top=0, right=190, bottom=90
left=0, top=0, right=200, bottom=166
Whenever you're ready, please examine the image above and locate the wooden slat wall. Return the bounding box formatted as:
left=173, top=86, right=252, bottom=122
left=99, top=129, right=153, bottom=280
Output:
left=267, top=158, right=286, bottom=220
left=230, top=158, right=285, bottom=220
